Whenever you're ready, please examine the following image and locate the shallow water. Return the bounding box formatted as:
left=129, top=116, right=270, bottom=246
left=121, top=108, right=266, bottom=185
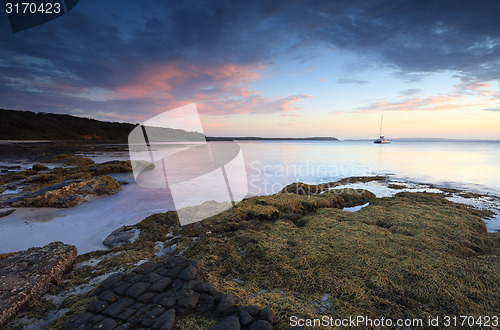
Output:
left=1, top=140, right=499, bottom=253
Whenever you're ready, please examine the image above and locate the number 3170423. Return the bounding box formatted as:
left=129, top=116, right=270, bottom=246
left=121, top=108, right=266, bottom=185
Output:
left=5, top=2, right=61, bottom=14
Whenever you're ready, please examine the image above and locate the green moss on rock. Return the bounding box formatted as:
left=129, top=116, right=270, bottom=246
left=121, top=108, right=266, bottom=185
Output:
left=31, top=164, right=49, bottom=171
left=47, top=154, right=95, bottom=166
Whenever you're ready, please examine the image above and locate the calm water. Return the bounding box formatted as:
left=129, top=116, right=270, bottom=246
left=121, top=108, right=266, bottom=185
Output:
left=1, top=140, right=499, bottom=253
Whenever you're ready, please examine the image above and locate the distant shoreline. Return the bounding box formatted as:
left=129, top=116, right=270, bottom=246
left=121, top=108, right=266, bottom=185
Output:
left=206, top=136, right=339, bottom=141
left=345, top=138, right=500, bottom=142
left=2, top=138, right=500, bottom=143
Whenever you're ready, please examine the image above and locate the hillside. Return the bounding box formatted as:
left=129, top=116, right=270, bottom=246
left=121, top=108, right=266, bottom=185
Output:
left=0, top=109, right=339, bottom=142
left=0, top=109, right=205, bottom=142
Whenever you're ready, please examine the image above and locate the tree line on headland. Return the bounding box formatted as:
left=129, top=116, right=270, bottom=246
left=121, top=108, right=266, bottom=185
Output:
left=0, top=109, right=338, bottom=142
left=0, top=109, right=205, bottom=142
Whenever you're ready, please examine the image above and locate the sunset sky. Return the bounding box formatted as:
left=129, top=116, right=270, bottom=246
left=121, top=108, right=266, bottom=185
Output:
left=1, top=0, right=500, bottom=139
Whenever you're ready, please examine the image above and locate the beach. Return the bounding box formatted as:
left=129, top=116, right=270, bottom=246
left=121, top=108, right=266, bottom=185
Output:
left=1, top=141, right=499, bottom=328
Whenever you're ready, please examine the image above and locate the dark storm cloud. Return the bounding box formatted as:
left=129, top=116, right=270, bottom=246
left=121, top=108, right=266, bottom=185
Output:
left=1, top=0, right=500, bottom=116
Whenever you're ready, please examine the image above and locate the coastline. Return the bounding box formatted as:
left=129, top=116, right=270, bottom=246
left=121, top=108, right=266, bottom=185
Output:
left=2, top=175, right=499, bottom=328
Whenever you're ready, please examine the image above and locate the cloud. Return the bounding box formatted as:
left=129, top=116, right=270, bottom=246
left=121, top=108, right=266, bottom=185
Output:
left=356, top=81, right=500, bottom=113
left=336, top=78, right=369, bottom=85
left=2, top=0, right=500, bottom=120
left=358, top=95, right=466, bottom=112
left=399, top=88, right=422, bottom=96
left=484, top=108, right=500, bottom=112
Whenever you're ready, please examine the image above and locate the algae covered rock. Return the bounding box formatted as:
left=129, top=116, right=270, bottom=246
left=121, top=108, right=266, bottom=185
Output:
left=12, top=175, right=121, bottom=208
left=1, top=157, right=133, bottom=208
left=280, top=182, right=324, bottom=195
left=124, top=188, right=499, bottom=329
left=31, top=163, right=49, bottom=171
left=89, top=160, right=134, bottom=175
left=47, top=154, right=95, bottom=166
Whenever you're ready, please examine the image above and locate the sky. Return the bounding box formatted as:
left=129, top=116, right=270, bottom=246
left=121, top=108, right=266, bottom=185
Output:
left=1, top=0, right=500, bottom=139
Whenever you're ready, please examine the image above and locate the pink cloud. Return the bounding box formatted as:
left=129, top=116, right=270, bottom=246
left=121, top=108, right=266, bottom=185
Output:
left=358, top=95, right=466, bottom=112
left=454, top=81, right=491, bottom=91
left=112, top=61, right=313, bottom=117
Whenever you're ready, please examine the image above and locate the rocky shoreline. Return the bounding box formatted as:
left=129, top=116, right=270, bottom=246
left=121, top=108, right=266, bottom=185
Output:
left=0, top=152, right=149, bottom=209
left=1, top=176, right=499, bottom=329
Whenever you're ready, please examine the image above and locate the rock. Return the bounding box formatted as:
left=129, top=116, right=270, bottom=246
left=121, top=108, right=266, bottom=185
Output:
left=163, top=256, right=188, bottom=269
left=97, top=273, right=124, bottom=292
left=210, top=315, right=241, bottom=330
left=150, top=277, right=172, bottom=292
left=137, top=292, right=156, bottom=303
left=178, top=264, right=198, bottom=281
left=0, top=242, right=77, bottom=325
left=113, top=283, right=132, bottom=295
left=94, top=317, right=118, bottom=330
left=259, top=308, right=274, bottom=323
left=135, top=304, right=154, bottom=318
left=177, top=292, right=199, bottom=309
left=102, top=297, right=134, bottom=317
left=11, top=176, right=120, bottom=208
left=141, top=316, right=155, bottom=328
left=117, top=308, right=136, bottom=322
left=32, top=163, right=49, bottom=171
left=62, top=311, right=94, bottom=329
left=194, top=282, right=215, bottom=294
left=245, top=305, right=261, bottom=317
left=89, top=160, right=133, bottom=175
left=86, top=299, right=109, bottom=314
left=125, top=282, right=151, bottom=298
left=159, top=296, right=176, bottom=309
left=0, top=209, right=15, bottom=218
left=99, top=290, right=119, bottom=303
left=89, top=314, right=105, bottom=324
left=142, top=272, right=162, bottom=283
left=166, top=266, right=184, bottom=278
left=130, top=160, right=155, bottom=174
left=103, top=226, right=140, bottom=248
left=134, top=261, right=160, bottom=274
left=171, top=279, right=184, bottom=291
left=196, top=294, right=215, bottom=313
left=146, top=306, right=165, bottom=319
left=115, top=323, right=133, bottom=330
left=239, top=309, right=254, bottom=326
left=249, top=320, right=272, bottom=330
left=182, top=278, right=203, bottom=291
left=215, top=294, right=236, bottom=314
left=63, top=256, right=274, bottom=330
left=152, top=308, right=176, bottom=330
left=280, top=182, right=324, bottom=195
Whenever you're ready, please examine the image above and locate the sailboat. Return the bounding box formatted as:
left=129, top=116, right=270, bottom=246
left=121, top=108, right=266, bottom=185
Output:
left=374, top=114, right=390, bottom=144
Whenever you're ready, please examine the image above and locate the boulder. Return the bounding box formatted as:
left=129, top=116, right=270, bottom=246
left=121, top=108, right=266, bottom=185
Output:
left=103, top=227, right=140, bottom=248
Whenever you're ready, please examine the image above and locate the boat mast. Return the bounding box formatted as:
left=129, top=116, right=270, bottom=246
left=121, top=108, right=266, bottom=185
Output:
left=379, top=114, right=383, bottom=137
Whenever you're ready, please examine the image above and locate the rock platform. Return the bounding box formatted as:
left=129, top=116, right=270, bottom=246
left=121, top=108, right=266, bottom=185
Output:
left=0, top=242, right=78, bottom=325
left=64, top=256, right=274, bottom=330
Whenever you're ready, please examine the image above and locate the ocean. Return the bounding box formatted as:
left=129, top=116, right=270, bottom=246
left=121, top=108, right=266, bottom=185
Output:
left=1, top=140, right=499, bottom=253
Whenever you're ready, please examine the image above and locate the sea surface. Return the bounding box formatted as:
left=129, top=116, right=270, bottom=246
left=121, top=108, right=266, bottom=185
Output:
left=1, top=140, right=499, bottom=253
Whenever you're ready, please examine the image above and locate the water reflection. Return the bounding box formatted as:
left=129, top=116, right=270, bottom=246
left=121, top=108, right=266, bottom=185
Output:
left=1, top=140, right=499, bottom=253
